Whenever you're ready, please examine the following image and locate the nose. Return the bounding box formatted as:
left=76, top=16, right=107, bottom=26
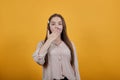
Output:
left=55, top=25, right=61, bottom=29
left=55, top=26, right=59, bottom=29
left=55, top=27, right=61, bottom=31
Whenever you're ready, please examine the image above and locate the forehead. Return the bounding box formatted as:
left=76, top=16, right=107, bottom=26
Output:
left=50, top=17, right=62, bottom=23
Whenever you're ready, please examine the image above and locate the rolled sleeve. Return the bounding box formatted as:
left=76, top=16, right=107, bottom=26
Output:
left=32, top=40, right=47, bottom=66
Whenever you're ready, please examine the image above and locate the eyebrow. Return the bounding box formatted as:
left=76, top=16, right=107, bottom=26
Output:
left=50, top=21, right=62, bottom=23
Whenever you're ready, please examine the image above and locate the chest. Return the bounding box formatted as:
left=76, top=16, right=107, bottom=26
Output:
left=48, top=43, right=71, bottom=57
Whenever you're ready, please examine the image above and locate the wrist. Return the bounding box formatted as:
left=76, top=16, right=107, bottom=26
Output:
left=47, top=39, right=53, bottom=43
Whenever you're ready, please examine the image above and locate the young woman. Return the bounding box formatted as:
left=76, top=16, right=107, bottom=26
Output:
left=32, top=13, right=81, bottom=80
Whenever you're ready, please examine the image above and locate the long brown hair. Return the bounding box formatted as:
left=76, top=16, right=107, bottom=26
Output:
left=43, top=13, right=74, bottom=68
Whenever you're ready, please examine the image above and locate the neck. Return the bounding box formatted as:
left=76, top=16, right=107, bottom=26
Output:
left=54, top=36, right=62, bottom=43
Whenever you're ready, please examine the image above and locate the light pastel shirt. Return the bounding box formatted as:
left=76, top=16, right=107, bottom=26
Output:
left=32, top=40, right=81, bottom=80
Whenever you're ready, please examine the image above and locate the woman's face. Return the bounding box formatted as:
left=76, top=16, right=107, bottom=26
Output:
left=49, top=16, right=63, bottom=34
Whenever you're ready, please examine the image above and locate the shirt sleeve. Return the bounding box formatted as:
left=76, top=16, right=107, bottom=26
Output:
left=32, top=40, right=47, bottom=66
left=71, top=41, right=81, bottom=80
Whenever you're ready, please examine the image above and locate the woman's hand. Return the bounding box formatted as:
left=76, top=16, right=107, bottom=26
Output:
left=47, top=28, right=61, bottom=42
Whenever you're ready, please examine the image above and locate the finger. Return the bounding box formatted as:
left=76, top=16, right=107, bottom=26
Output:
left=55, top=30, right=60, bottom=35
left=56, top=29, right=61, bottom=34
left=56, top=27, right=61, bottom=32
left=53, top=30, right=57, bottom=34
left=54, top=28, right=59, bottom=32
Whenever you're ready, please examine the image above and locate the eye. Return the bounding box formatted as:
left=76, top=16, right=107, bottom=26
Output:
left=51, top=23, right=55, bottom=25
left=59, top=23, right=62, bottom=25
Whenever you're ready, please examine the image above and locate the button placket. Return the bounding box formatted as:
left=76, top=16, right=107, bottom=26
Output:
left=58, top=55, right=61, bottom=61
left=59, top=55, right=65, bottom=79
left=57, top=44, right=64, bottom=79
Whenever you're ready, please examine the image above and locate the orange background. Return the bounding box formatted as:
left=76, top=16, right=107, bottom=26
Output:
left=0, top=0, right=120, bottom=80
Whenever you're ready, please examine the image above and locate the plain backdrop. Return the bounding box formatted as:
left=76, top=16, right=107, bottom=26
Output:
left=0, top=0, right=120, bottom=80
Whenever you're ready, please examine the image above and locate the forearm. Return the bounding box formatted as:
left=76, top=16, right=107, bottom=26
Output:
left=38, top=39, right=52, bottom=56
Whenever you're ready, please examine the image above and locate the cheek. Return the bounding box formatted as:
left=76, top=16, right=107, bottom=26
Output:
left=60, top=26, right=63, bottom=31
left=50, top=26, right=54, bottom=32
left=60, top=28, right=63, bottom=33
